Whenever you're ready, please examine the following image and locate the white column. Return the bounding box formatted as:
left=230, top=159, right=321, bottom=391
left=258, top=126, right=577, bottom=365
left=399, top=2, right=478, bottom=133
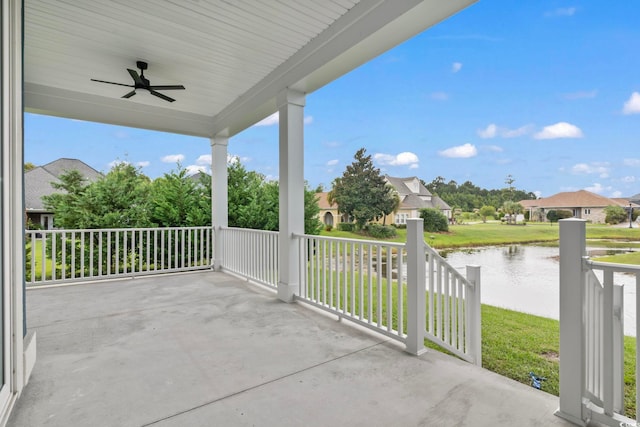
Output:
left=211, top=135, right=228, bottom=271
left=555, top=218, right=587, bottom=426
left=3, top=0, right=35, bottom=414
left=466, top=265, right=482, bottom=366
left=277, top=89, right=305, bottom=302
left=405, top=218, right=426, bottom=355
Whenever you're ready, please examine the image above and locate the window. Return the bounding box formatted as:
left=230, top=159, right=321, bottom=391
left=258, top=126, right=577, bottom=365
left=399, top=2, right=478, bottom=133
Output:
left=584, top=209, right=591, bottom=215
left=395, top=213, right=409, bottom=224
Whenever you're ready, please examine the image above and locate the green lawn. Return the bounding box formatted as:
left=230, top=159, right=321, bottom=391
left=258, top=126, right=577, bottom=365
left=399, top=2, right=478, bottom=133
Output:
left=323, top=222, right=640, bottom=249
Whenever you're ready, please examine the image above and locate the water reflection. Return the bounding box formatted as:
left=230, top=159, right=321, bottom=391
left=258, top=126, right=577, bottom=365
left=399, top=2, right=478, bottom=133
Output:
left=441, top=245, right=638, bottom=336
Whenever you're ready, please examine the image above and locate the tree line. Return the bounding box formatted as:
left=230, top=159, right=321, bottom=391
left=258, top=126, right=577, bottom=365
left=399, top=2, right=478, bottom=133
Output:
left=42, top=161, right=322, bottom=234
left=423, top=176, right=537, bottom=212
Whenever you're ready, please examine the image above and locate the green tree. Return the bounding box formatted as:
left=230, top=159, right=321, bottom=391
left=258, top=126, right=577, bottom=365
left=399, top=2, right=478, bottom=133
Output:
left=42, top=169, right=91, bottom=229
left=478, top=205, right=496, bottom=223
left=24, top=162, right=37, bottom=172
left=328, top=148, right=395, bottom=229
left=226, top=160, right=322, bottom=234
left=502, top=201, right=523, bottom=225
left=604, top=205, right=627, bottom=225
left=150, top=166, right=210, bottom=227
left=419, top=208, right=449, bottom=232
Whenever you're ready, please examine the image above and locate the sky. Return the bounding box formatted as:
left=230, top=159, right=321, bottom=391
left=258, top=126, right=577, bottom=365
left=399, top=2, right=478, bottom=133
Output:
left=25, top=1, right=640, bottom=200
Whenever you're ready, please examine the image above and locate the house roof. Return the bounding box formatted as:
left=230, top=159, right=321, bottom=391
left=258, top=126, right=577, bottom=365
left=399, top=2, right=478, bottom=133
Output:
left=316, top=192, right=337, bottom=210
left=385, top=175, right=432, bottom=197
left=384, top=175, right=451, bottom=211
left=23, top=1, right=476, bottom=138
left=519, top=190, right=635, bottom=209
left=25, top=158, right=102, bottom=212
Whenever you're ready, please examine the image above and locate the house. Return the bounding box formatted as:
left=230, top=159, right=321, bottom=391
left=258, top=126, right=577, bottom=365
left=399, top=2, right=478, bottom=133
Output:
left=384, top=175, right=452, bottom=225
left=25, top=158, right=102, bottom=229
left=519, top=190, right=640, bottom=223
left=317, top=176, right=451, bottom=227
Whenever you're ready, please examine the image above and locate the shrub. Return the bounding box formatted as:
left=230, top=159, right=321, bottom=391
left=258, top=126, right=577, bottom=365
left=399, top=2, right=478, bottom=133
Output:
left=394, top=223, right=407, bottom=229
left=547, top=209, right=573, bottom=223
left=324, top=224, right=333, bottom=232
left=337, top=222, right=355, bottom=232
left=419, top=208, right=449, bottom=232
left=604, top=205, right=627, bottom=224
left=365, top=223, right=397, bottom=239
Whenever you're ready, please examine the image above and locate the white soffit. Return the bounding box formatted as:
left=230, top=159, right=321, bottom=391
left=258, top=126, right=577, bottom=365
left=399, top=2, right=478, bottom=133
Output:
left=24, top=0, right=476, bottom=137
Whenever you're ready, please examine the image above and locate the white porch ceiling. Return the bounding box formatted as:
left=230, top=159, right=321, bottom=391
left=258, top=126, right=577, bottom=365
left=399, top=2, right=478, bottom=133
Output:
left=24, top=0, right=476, bottom=138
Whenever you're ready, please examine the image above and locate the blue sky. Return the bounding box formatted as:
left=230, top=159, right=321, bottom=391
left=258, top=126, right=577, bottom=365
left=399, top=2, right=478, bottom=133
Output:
left=25, top=1, right=640, bottom=199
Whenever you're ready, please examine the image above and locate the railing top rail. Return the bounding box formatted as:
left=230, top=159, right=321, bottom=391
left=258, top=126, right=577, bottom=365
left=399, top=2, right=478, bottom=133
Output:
left=423, top=241, right=476, bottom=286
left=293, top=232, right=406, bottom=249
left=585, top=257, right=640, bottom=275
left=218, top=226, right=278, bottom=236
left=25, top=226, right=213, bottom=233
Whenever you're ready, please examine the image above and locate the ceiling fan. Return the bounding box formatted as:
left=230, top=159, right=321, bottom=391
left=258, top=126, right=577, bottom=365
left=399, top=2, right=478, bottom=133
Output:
left=91, top=61, right=185, bottom=102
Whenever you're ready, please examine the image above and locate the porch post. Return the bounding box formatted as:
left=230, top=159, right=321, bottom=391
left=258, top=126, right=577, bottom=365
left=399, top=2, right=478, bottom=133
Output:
left=211, top=135, right=228, bottom=271
left=277, top=89, right=305, bottom=302
left=555, top=218, right=587, bottom=426
left=405, top=218, right=426, bottom=355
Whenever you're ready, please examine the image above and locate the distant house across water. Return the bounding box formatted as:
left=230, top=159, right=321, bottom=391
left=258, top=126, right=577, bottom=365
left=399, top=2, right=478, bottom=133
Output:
left=519, top=189, right=640, bottom=223
left=317, top=175, right=451, bottom=227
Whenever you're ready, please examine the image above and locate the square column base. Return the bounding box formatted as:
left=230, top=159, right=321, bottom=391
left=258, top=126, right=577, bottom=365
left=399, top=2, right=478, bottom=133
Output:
left=277, top=282, right=298, bottom=303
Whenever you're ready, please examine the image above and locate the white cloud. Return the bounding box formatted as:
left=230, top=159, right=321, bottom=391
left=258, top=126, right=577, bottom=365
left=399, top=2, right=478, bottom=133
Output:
left=571, top=162, right=610, bottom=178
left=196, top=154, right=211, bottom=165
left=136, top=161, right=150, bottom=168
left=451, top=62, right=462, bottom=73
left=584, top=183, right=611, bottom=194
left=563, top=90, right=597, bottom=100
left=534, top=122, right=583, bottom=139
left=623, top=92, right=640, bottom=115
left=621, top=176, right=637, bottom=183
left=326, top=159, right=339, bottom=166
left=430, top=92, right=449, bottom=101
left=161, top=154, right=185, bottom=163
left=438, top=143, right=477, bottom=158
left=545, top=7, right=577, bottom=17
left=185, top=165, right=206, bottom=175
left=624, top=158, right=640, bottom=167
left=533, top=190, right=542, bottom=198
left=478, top=124, right=497, bottom=139
left=254, top=112, right=314, bottom=126
left=483, top=145, right=503, bottom=152
left=373, top=152, right=419, bottom=168
left=477, top=123, right=532, bottom=139
left=611, top=190, right=623, bottom=198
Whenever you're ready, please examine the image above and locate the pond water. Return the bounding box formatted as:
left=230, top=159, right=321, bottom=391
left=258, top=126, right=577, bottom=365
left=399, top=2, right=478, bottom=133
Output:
left=440, top=245, right=638, bottom=336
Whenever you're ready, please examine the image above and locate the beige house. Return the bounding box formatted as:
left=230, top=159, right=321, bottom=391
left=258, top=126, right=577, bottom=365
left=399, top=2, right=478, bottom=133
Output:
left=317, top=176, right=451, bottom=227
left=520, top=190, right=639, bottom=223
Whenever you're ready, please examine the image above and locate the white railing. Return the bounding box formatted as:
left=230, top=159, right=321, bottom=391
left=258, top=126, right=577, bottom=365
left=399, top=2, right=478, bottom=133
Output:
left=25, top=226, right=213, bottom=285
left=295, top=233, right=408, bottom=342
left=583, top=261, right=627, bottom=421
left=294, top=219, right=481, bottom=364
left=557, top=219, right=639, bottom=427
left=218, top=227, right=279, bottom=288
left=425, top=244, right=482, bottom=365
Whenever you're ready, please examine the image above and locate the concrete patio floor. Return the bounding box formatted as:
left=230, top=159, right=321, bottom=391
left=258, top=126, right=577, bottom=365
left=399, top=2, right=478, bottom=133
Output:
left=10, top=271, right=579, bottom=427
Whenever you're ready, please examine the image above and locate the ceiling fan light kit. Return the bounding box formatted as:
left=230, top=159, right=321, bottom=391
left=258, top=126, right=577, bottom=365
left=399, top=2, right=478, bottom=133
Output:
left=91, top=61, right=185, bottom=102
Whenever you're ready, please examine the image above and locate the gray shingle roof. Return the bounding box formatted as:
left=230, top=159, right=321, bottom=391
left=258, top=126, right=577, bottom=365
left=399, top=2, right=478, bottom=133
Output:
left=25, top=158, right=102, bottom=212
left=385, top=175, right=451, bottom=211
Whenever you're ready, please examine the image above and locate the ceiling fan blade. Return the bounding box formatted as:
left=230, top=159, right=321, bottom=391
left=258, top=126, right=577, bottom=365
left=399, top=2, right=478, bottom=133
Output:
left=91, top=79, right=134, bottom=88
left=127, top=69, right=144, bottom=86
left=148, top=85, right=185, bottom=91
left=149, top=90, right=175, bottom=103
left=122, top=90, right=136, bottom=99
